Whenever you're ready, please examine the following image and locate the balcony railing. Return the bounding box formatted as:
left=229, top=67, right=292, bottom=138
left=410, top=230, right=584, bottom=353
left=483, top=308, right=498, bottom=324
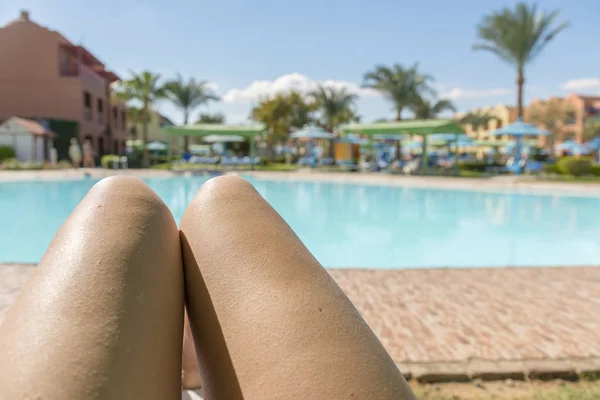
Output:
left=60, top=64, right=79, bottom=77
left=83, top=107, right=92, bottom=121
left=97, top=112, right=104, bottom=124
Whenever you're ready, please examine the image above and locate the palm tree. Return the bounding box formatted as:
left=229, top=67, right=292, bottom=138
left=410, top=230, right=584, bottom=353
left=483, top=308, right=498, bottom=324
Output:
left=363, top=63, right=435, bottom=121
left=310, top=86, right=359, bottom=132
left=473, top=3, right=569, bottom=118
left=410, top=96, right=456, bottom=119
left=196, top=113, right=225, bottom=124
left=583, top=118, right=600, bottom=141
left=120, top=71, right=167, bottom=167
left=457, top=111, right=496, bottom=138
left=125, top=106, right=143, bottom=139
left=165, top=74, right=220, bottom=151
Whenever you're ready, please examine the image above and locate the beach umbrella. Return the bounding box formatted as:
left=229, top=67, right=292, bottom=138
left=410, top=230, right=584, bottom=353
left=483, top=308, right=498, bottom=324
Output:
left=290, top=126, right=335, bottom=140
left=487, top=118, right=549, bottom=174
left=202, top=135, right=245, bottom=143
left=146, top=141, right=167, bottom=151
left=291, top=126, right=335, bottom=167
left=556, top=140, right=591, bottom=155
left=586, top=137, right=600, bottom=150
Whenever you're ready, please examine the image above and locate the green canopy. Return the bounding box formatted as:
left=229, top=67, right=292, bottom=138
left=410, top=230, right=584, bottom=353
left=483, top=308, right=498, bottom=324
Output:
left=162, top=124, right=266, bottom=168
left=473, top=140, right=512, bottom=147
left=340, top=119, right=464, bottom=135
left=163, top=123, right=265, bottom=138
left=341, top=119, right=464, bottom=172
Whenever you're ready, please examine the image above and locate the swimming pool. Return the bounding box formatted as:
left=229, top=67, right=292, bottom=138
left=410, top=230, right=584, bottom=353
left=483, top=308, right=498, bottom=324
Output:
left=1, top=176, right=599, bottom=268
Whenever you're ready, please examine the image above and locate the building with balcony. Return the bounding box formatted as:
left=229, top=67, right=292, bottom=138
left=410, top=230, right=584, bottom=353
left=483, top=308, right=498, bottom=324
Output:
left=527, top=93, right=600, bottom=143
left=454, top=104, right=518, bottom=141
left=0, top=10, right=127, bottom=160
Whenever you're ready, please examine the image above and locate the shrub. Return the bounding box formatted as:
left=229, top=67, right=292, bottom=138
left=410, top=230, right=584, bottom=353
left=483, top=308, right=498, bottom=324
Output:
left=458, top=161, right=504, bottom=173
left=0, top=158, right=43, bottom=170
left=101, top=154, right=119, bottom=169
left=0, top=146, right=15, bottom=162
left=56, top=160, right=73, bottom=169
left=590, top=165, right=600, bottom=176
left=556, top=156, right=593, bottom=176
left=544, top=163, right=562, bottom=174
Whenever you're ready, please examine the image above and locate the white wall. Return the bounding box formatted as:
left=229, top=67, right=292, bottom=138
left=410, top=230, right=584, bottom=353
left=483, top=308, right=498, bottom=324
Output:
left=0, top=133, right=41, bottom=162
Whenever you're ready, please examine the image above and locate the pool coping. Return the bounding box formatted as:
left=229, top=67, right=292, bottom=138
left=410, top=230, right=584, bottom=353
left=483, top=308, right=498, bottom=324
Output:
left=3, top=169, right=600, bottom=198
left=401, top=357, right=600, bottom=383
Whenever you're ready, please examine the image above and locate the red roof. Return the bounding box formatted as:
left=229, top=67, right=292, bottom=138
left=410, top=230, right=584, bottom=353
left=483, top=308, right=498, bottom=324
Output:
left=1, top=117, right=56, bottom=137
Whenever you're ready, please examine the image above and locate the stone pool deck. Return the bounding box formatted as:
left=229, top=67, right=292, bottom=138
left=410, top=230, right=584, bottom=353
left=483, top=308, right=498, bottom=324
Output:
left=3, top=169, right=600, bottom=197
left=2, top=263, right=599, bottom=382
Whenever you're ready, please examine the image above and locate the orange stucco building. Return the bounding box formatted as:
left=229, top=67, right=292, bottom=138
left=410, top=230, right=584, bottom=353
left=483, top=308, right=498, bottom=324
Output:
left=0, top=10, right=127, bottom=158
left=527, top=93, right=600, bottom=143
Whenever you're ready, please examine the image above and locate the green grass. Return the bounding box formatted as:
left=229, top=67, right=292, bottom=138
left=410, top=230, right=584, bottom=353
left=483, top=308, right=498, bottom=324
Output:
left=413, top=381, right=600, bottom=400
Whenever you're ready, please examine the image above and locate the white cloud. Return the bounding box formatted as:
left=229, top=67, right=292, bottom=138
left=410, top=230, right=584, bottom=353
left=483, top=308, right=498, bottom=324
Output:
left=561, top=78, right=600, bottom=91
left=205, top=82, right=219, bottom=92
left=222, top=73, right=379, bottom=104
left=439, top=88, right=510, bottom=100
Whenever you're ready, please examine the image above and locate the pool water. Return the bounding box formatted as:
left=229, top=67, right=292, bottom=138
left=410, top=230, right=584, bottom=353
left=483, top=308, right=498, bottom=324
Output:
left=1, top=176, right=599, bottom=268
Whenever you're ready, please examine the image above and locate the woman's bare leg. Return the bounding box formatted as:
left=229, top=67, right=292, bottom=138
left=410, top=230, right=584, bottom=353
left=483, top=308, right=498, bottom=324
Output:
left=180, top=176, right=414, bottom=399
left=0, top=176, right=184, bottom=399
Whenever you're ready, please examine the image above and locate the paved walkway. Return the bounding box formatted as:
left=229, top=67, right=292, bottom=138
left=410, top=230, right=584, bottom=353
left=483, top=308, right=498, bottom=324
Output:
left=2, top=264, right=599, bottom=368
left=3, top=169, right=600, bottom=197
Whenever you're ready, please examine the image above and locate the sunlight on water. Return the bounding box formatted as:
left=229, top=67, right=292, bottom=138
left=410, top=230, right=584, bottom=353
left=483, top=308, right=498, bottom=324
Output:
left=1, top=176, right=599, bottom=268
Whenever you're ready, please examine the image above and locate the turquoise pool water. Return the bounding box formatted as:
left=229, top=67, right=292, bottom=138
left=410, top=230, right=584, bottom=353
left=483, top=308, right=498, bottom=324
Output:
left=1, top=176, right=599, bottom=268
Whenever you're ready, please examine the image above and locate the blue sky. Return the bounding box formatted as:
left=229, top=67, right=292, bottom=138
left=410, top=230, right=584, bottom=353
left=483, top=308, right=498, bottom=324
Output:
left=3, top=0, right=599, bottom=124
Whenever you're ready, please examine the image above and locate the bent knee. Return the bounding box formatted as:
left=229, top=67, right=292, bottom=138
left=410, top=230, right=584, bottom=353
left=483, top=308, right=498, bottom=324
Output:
left=88, top=176, right=171, bottom=220
left=196, top=175, right=258, bottom=204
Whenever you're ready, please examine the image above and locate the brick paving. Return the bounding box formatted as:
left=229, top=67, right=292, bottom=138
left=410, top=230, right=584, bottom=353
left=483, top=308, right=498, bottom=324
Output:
left=2, top=264, right=599, bottom=365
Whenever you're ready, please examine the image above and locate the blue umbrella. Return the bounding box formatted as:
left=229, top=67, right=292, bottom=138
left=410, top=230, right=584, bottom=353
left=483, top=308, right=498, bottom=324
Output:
left=290, top=126, right=335, bottom=140
left=586, top=137, right=600, bottom=150
left=487, top=118, right=549, bottom=175
left=429, top=133, right=473, bottom=147
left=291, top=126, right=335, bottom=168
left=343, top=134, right=370, bottom=145
left=147, top=141, right=167, bottom=151
left=556, top=140, right=591, bottom=155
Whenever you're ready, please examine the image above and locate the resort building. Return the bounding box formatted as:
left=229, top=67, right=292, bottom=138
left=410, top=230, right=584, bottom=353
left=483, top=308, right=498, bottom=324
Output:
left=528, top=93, right=600, bottom=143
left=126, top=111, right=175, bottom=144
left=454, top=104, right=518, bottom=141
left=0, top=10, right=127, bottom=160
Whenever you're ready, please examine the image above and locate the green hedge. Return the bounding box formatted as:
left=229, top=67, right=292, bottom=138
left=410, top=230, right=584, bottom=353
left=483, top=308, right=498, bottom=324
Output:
left=101, top=154, right=120, bottom=169
left=556, top=156, right=593, bottom=177
left=0, top=146, right=15, bottom=162
left=458, top=161, right=505, bottom=173
left=0, top=158, right=43, bottom=170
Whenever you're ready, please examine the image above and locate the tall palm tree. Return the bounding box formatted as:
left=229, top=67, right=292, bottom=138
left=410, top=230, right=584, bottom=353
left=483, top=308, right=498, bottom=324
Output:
left=457, top=111, right=498, bottom=141
left=310, top=86, right=359, bottom=132
left=473, top=3, right=569, bottom=118
left=120, top=71, right=167, bottom=167
left=196, top=113, right=225, bottom=124
left=363, top=63, right=435, bottom=121
left=410, top=96, right=456, bottom=119
left=165, top=74, right=220, bottom=151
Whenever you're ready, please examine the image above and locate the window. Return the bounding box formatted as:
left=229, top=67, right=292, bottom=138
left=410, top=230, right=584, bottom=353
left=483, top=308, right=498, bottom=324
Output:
left=97, top=99, right=104, bottom=124
left=121, top=110, right=126, bottom=129
left=113, top=107, right=118, bottom=125
left=566, top=112, right=576, bottom=125
left=83, top=92, right=92, bottom=120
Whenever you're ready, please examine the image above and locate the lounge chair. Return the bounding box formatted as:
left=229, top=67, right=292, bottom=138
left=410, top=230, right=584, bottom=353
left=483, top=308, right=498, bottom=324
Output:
left=402, top=159, right=420, bottom=175
left=318, top=158, right=335, bottom=166
left=298, top=157, right=315, bottom=167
